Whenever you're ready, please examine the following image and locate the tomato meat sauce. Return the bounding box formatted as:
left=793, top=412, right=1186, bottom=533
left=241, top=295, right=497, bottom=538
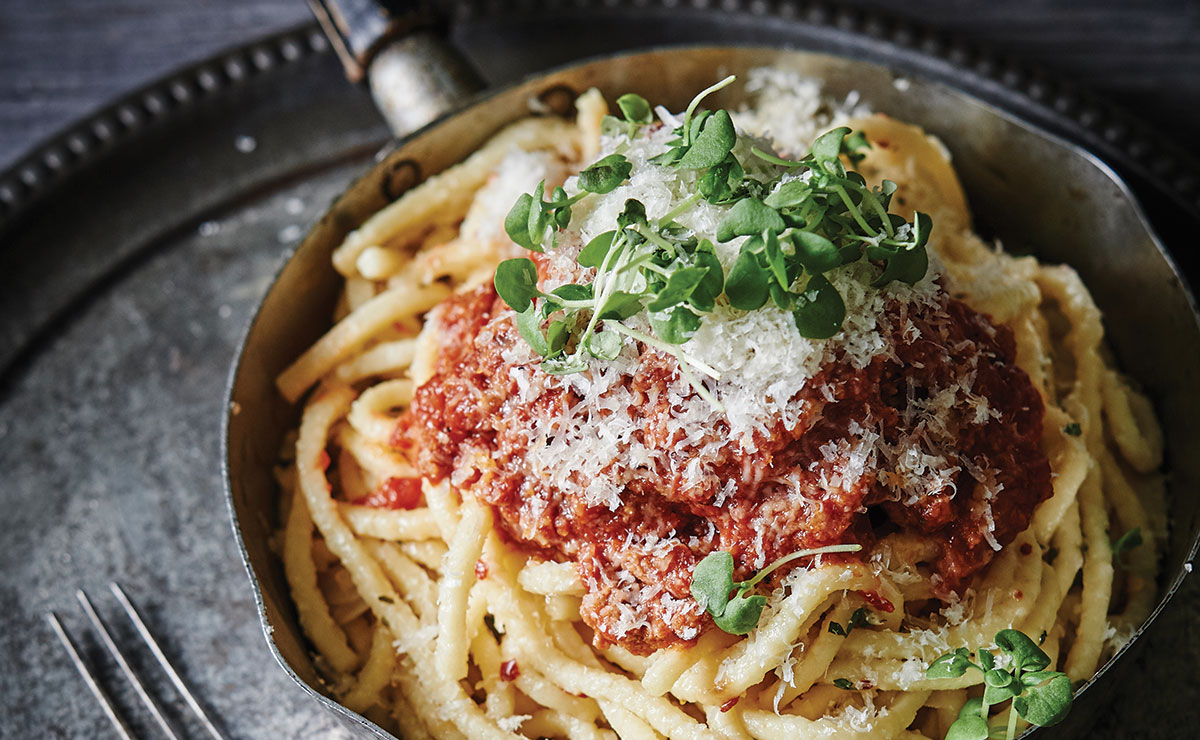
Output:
left=400, top=283, right=1050, bottom=654
left=352, top=476, right=423, bottom=510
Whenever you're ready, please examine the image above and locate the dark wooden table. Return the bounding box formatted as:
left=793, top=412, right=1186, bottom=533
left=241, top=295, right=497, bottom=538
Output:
left=3, top=0, right=1199, bottom=170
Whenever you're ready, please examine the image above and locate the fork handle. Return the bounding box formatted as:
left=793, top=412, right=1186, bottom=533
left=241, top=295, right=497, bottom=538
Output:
left=306, top=0, right=485, bottom=136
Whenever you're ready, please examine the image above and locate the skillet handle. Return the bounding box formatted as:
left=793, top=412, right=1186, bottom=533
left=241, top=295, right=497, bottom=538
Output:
left=306, top=0, right=485, bottom=137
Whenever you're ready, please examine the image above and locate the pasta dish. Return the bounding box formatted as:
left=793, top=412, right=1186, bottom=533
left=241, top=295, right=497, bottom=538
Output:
left=270, top=69, right=1165, bottom=739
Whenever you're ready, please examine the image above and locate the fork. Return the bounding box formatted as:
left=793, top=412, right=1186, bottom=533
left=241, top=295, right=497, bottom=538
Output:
left=45, top=583, right=228, bottom=740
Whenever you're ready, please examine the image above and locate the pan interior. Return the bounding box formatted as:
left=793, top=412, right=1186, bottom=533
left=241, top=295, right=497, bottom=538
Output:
left=224, top=45, right=1200, bottom=735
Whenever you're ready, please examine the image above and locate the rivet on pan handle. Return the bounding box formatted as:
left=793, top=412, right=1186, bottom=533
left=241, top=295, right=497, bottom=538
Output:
left=306, top=0, right=486, bottom=137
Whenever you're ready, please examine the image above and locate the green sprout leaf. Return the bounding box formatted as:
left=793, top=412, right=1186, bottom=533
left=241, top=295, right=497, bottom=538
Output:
left=616, top=93, right=652, bottom=124
left=978, top=649, right=995, bottom=671
left=1013, top=673, right=1072, bottom=727
left=958, top=696, right=985, bottom=720
left=725, top=244, right=770, bottom=311
left=649, top=145, right=685, bottom=166
left=867, top=239, right=929, bottom=286
left=995, top=629, right=1052, bottom=673
left=832, top=678, right=855, bottom=690
left=793, top=274, right=846, bottom=339
left=768, top=281, right=794, bottom=311
left=688, top=242, right=725, bottom=312
left=546, top=318, right=570, bottom=355
left=587, top=328, right=624, bottom=361
left=1064, top=422, right=1083, bottom=436
left=716, top=198, right=785, bottom=242
left=982, top=668, right=1020, bottom=705
left=713, top=591, right=768, bottom=635
left=791, top=230, right=842, bottom=274
left=550, top=186, right=573, bottom=228
left=927, top=648, right=976, bottom=679
left=504, top=192, right=540, bottom=251
left=649, top=305, right=702, bottom=344
left=617, top=198, right=648, bottom=230
left=761, top=231, right=788, bottom=289
left=513, top=306, right=550, bottom=357
left=494, top=258, right=541, bottom=312
left=678, top=109, right=737, bottom=169
left=812, top=126, right=851, bottom=164
left=944, top=697, right=992, bottom=740
left=579, top=230, right=617, bottom=268
left=698, top=155, right=745, bottom=204
left=842, top=129, right=872, bottom=163
left=648, top=267, right=708, bottom=312
left=526, top=189, right=552, bottom=247
left=550, top=283, right=593, bottom=302
left=944, top=715, right=991, bottom=740
left=596, top=291, right=645, bottom=321
left=690, top=551, right=735, bottom=617
left=579, top=153, right=633, bottom=194
left=764, top=179, right=812, bottom=209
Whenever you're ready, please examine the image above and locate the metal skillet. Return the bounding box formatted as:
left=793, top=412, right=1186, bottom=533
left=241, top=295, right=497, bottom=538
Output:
left=223, top=5, right=1200, bottom=738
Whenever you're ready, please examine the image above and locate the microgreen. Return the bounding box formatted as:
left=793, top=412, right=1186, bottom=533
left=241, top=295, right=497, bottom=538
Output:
left=690, top=543, right=863, bottom=635
left=602, top=92, right=654, bottom=139
left=1111, top=527, right=1143, bottom=569
left=927, top=629, right=1074, bottom=740
left=617, top=93, right=652, bottom=125
left=1063, top=422, right=1082, bottom=437
left=832, top=678, right=855, bottom=690
left=496, top=77, right=933, bottom=406
left=578, top=153, right=633, bottom=194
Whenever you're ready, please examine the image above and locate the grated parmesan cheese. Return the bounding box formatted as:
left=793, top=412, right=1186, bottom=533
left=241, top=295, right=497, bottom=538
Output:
left=513, top=83, right=952, bottom=513
left=494, top=714, right=531, bottom=733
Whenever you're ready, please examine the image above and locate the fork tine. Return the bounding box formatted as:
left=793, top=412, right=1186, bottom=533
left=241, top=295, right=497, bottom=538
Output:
left=76, top=589, right=184, bottom=740
left=109, top=583, right=230, bottom=740
left=46, top=612, right=138, bottom=740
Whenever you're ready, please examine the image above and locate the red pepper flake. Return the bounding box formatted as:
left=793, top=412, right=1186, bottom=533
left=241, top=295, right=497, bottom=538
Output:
left=859, top=590, right=895, bottom=613
left=1013, top=589, right=1024, bottom=600
left=317, top=449, right=331, bottom=471
left=1020, top=543, right=1033, bottom=556
left=499, top=659, right=520, bottom=681
left=860, top=679, right=875, bottom=690
left=352, top=477, right=422, bottom=510
left=475, top=559, right=489, bottom=580
left=719, top=697, right=739, bottom=713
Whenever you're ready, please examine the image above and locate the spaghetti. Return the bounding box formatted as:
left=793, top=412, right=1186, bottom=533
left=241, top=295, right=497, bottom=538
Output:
left=271, top=70, right=1165, bottom=739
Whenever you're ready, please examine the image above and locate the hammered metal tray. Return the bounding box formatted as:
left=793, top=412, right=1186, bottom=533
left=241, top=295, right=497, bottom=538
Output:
left=2, top=6, right=1197, bottom=738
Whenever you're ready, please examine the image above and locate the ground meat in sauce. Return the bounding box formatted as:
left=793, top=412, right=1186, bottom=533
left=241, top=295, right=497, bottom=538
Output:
left=401, top=283, right=1051, bottom=654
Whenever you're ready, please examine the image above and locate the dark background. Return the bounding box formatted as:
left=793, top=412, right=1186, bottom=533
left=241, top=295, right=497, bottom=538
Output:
left=2, top=0, right=1199, bottom=170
